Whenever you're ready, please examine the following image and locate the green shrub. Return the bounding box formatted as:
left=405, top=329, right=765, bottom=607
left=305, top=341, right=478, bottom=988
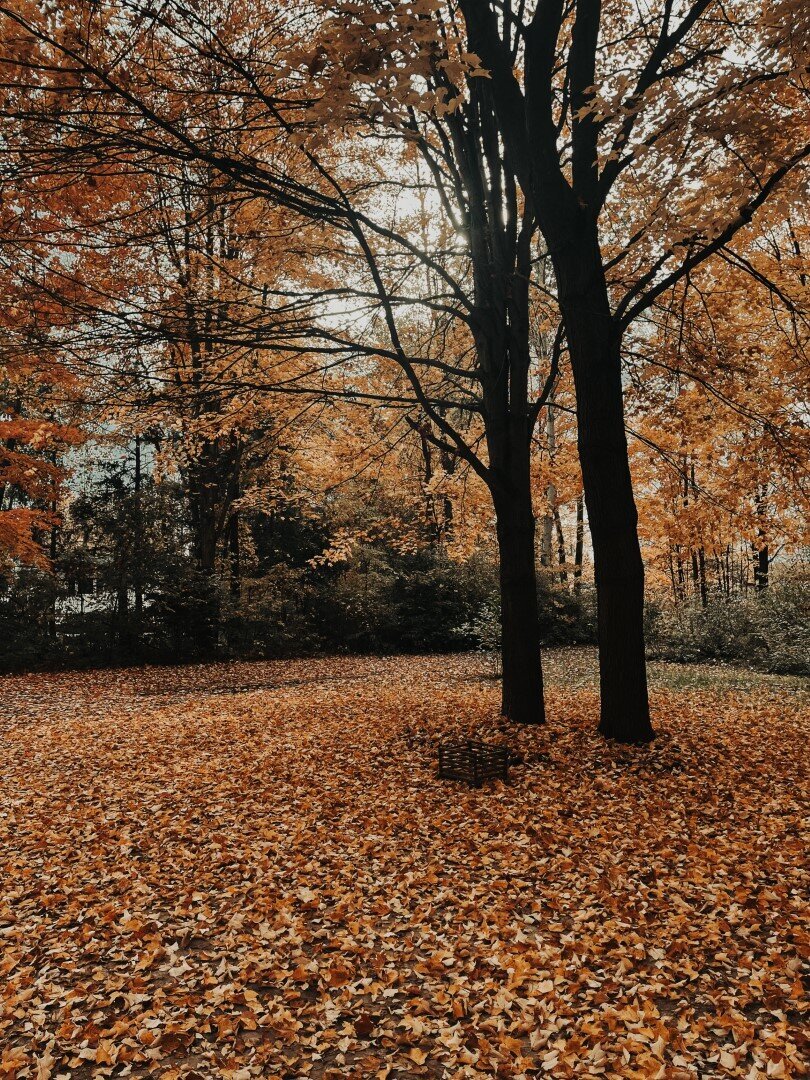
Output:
left=0, top=570, right=61, bottom=670
left=317, top=548, right=498, bottom=653
left=646, top=583, right=810, bottom=675
left=222, top=565, right=325, bottom=658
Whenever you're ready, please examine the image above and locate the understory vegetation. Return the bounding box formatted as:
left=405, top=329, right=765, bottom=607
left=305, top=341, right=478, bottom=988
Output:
left=3, top=517, right=806, bottom=676
left=2, top=466, right=806, bottom=674
left=646, top=583, right=810, bottom=676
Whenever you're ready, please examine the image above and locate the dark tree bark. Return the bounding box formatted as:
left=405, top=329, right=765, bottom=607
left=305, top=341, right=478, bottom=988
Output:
left=431, top=77, right=548, bottom=725
left=189, top=451, right=220, bottom=575
left=456, top=0, right=806, bottom=736
left=48, top=506, right=58, bottom=641
left=133, top=434, right=144, bottom=641
left=459, top=0, right=654, bottom=741
left=487, top=392, right=545, bottom=723
left=559, top=269, right=652, bottom=741
left=754, top=544, right=769, bottom=590
left=187, top=442, right=230, bottom=655
left=697, top=546, right=708, bottom=606
left=573, top=496, right=584, bottom=594
left=495, top=497, right=543, bottom=724
left=116, top=578, right=129, bottom=658
left=553, top=507, right=568, bottom=586
left=228, top=509, right=241, bottom=600
left=754, top=489, right=769, bottom=590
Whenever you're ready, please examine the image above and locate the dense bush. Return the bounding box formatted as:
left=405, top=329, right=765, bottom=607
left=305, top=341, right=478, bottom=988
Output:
left=0, top=541, right=604, bottom=670
left=645, top=583, right=810, bottom=675
left=221, top=565, right=327, bottom=658
left=3, top=456, right=803, bottom=676
left=538, top=575, right=598, bottom=647
left=0, top=569, right=62, bottom=670
left=454, top=573, right=598, bottom=656
left=219, top=549, right=500, bottom=658
left=321, top=549, right=499, bottom=653
left=0, top=546, right=498, bottom=669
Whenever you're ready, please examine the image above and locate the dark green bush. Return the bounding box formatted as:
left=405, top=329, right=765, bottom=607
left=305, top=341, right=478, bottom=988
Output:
left=311, top=548, right=500, bottom=654
left=221, top=565, right=325, bottom=658
left=0, top=570, right=61, bottom=670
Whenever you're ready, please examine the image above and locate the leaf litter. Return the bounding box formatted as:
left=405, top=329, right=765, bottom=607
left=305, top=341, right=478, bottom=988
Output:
left=0, top=652, right=806, bottom=1078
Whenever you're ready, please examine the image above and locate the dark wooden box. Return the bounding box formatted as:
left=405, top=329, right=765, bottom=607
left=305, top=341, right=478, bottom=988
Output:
left=438, top=740, right=510, bottom=788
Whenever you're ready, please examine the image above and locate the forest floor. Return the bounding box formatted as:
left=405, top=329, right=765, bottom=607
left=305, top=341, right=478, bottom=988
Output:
left=0, top=650, right=807, bottom=1079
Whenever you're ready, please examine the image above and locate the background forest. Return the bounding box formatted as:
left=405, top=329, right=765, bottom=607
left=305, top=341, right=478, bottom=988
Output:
left=0, top=0, right=808, bottom=683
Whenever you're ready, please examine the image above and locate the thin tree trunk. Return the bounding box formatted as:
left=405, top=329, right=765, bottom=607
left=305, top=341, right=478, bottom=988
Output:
left=698, top=547, right=708, bottom=607
left=133, top=435, right=144, bottom=649
left=116, top=579, right=129, bottom=659
left=540, top=510, right=553, bottom=567
left=676, top=547, right=685, bottom=601
left=540, top=399, right=557, bottom=568
left=189, top=451, right=220, bottom=655
left=754, top=543, right=769, bottom=590
left=754, top=489, right=769, bottom=590
left=48, top=512, right=58, bottom=641
left=553, top=506, right=568, bottom=586
left=573, top=495, right=584, bottom=595
left=229, top=510, right=241, bottom=600
left=669, top=547, right=678, bottom=603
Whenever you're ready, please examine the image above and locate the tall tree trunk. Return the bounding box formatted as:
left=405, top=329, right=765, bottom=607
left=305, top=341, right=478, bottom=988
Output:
left=189, top=451, right=220, bottom=655
left=484, top=370, right=545, bottom=725
left=48, top=512, right=58, bottom=641
left=697, top=547, right=708, bottom=607
left=228, top=510, right=241, bottom=601
left=675, top=547, right=685, bottom=600
left=669, top=548, right=679, bottom=602
left=540, top=397, right=557, bottom=568
left=540, top=509, right=554, bottom=567
left=558, top=245, right=653, bottom=742
left=493, top=486, right=544, bottom=724
left=116, top=579, right=129, bottom=659
left=133, top=435, right=144, bottom=652
left=754, top=489, right=769, bottom=590
left=475, top=204, right=545, bottom=725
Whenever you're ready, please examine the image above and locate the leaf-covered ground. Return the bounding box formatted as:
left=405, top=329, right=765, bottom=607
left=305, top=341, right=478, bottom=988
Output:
left=0, top=651, right=807, bottom=1079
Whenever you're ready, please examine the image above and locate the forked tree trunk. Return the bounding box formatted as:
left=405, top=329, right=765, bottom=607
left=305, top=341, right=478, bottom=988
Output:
left=494, top=493, right=545, bottom=724
left=558, top=245, right=654, bottom=743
